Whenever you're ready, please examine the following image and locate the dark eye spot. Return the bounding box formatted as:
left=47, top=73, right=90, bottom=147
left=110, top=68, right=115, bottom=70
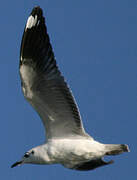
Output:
left=31, top=150, right=34, bottom=154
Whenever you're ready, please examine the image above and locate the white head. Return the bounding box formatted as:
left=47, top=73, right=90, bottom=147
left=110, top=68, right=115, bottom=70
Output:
left=11, top=146, right=50, bottom=168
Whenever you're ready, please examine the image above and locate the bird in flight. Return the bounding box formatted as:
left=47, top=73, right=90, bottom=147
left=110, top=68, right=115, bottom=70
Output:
left=11, top=6, right=129, bottom=171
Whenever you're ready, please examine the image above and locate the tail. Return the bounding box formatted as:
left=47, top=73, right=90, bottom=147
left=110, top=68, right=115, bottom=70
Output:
left=105, top=144, right=130, bottom=156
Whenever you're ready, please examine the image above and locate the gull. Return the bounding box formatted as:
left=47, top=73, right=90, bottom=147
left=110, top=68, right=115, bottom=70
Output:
left=11, top=6, right=129, bottom=171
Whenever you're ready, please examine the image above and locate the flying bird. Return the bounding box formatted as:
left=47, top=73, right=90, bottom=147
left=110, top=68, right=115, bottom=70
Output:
left=11, top=6, right=129, bottom=171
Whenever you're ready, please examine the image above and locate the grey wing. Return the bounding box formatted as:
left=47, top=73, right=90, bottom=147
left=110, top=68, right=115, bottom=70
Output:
left=19, top=7, right=89, bottom=140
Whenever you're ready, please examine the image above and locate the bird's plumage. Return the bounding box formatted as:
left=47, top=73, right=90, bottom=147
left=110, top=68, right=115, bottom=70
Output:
left=11, top=6, right=129, bottom=171
left=71, top=158, right=114, bottom=171
left=19, top=7, right=88, bottom=140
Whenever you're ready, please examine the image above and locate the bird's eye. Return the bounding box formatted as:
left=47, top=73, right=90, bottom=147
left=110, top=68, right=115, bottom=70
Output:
left=24, top=152, right=29, bottom=158
left=31, top=150, right=34, bottom=154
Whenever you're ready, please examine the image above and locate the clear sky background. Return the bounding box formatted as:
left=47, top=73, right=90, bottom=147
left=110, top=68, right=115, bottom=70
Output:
left=1, top=0, right=136, bottom=179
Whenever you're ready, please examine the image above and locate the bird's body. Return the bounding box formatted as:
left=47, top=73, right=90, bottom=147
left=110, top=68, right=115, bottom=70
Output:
left=28, top=139, right=105, bottom=166
left=11, top=6, right=129, bottom=171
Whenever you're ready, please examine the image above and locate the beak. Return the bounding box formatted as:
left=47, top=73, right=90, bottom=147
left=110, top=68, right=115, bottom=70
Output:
left=11, top=161, right=23, bottom=168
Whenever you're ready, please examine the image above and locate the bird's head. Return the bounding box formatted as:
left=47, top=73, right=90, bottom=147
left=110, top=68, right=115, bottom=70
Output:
left=11, top=146, right=49, bottom=168
left=11, top=149, right=37, bottom=168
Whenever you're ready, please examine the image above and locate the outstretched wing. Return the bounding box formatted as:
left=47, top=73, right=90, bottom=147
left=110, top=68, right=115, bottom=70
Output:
left=19, top=7, right=89, bottom=140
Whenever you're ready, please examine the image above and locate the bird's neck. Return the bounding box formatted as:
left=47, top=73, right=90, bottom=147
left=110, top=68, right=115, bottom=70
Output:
left=34, top=144, right=55, bottom=164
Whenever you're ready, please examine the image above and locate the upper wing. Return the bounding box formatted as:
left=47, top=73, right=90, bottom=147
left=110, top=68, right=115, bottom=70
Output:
left=19, top=7, right=90, bottom=140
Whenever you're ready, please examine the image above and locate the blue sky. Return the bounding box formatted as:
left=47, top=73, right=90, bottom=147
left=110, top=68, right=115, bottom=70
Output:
left=1, top=0, right=136, bottom=179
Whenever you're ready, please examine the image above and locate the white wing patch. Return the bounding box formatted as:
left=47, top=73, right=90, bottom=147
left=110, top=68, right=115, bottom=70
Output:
left=25, top=15, right=38, bottom=30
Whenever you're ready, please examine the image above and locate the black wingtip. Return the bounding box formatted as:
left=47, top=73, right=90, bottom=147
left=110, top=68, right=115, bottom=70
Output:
left=31, top=6, right=43, bottom=18
left=20, top=6, right=55, bottom=71
left=25, top=6, right=45, bottom=31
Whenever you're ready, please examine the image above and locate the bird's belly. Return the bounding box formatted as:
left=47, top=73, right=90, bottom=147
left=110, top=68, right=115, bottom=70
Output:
left=48, top=139, right=105, bottom=165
